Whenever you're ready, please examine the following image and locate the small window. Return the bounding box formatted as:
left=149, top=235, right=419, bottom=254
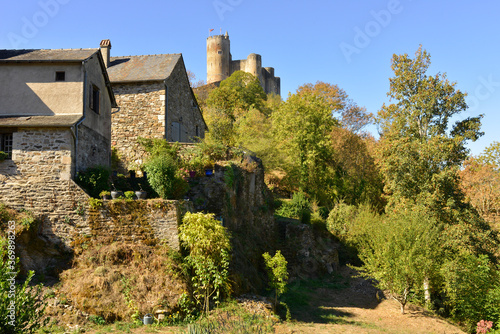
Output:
left=55, top=71, right=65, bottom=81
left=195, top=125, right=199, bottom=137
left=89, top=84, right=100, bottom=114
left=0, top=133, right=13, bottom=159
left=217, top=50, right=223, bottom=55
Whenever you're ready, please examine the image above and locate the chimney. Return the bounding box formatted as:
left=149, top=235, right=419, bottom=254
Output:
left=100, top=39, right=111, bottom=68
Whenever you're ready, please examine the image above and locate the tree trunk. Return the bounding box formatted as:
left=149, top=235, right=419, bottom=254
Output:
left=423, top=276, right=431, bottom=306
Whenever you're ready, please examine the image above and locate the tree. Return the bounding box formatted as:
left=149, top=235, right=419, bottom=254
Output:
left=374, top=45, right=499, bottom=318
left=297, top=81, right=372, bottom=133
left=272, top=89, right=338, bottom=204
left=460, top=157, right=500, bottom=227
left=262, top=250, right=288, bottom=310
left=356, top=204, right=441, bottom=314
left=204, top=71, right=268, bottom=147
left=179, top=212, right=231, bottom=314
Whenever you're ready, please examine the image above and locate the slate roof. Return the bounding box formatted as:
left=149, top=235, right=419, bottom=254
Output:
left=0, top=115, right=83, bottom=127
left=0, top=49, right=99, bottom=62
left=107, top=54, right=181, bottom=83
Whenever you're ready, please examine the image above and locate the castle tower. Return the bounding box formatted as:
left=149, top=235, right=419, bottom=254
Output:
left=245, top=53, right=263, bottom=87
left=206, top=32, right=231, bottom=84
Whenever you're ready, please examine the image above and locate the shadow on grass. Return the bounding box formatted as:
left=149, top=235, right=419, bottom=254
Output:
left=280, top=270, right=382, bottom=325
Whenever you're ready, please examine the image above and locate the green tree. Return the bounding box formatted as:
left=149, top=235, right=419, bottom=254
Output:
left=443, top=253, right=500, bottom=332
left=262, top=250, right=288, bottom=310
left=374, top=45, right=499, bottom=319
left=272, top=89, right=338, bottom=205
left=355, top=204, right=442, bottom=314
left=179, top=212, right=231, bottom=314
left=204, top=71, right=269, bottom=147
left=0, top=238, right=48, bottom=333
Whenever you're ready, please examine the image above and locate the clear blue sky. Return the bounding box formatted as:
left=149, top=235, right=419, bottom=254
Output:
left=1, top=0, right=499, bottom=156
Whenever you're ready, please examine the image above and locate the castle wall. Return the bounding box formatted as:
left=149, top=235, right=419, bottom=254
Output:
left=206, top=34, right=280, bottom=96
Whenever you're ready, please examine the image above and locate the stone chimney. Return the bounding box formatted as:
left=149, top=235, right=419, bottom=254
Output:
left=100, top=39, right=111, bottom=68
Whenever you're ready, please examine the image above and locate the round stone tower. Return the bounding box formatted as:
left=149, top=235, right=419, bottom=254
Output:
left=246, top=53, right=263, bottom=86
left=207, top=32, right=230, bottom=84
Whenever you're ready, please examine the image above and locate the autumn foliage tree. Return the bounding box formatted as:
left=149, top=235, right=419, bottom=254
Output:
left=358, top=46, right=500, bottom=324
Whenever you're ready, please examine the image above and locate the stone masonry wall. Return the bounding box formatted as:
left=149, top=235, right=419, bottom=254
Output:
left=165, top=58, right=206, bottom=142
left=86, top=199, right=189, bottom=251
left=111, top=82, right=166, bottom=172
left=77, top=124, right=111, bottom=172
left=0, top=128, right=90, bottom=249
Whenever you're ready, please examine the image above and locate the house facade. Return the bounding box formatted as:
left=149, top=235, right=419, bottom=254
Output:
left=101, top=40, right=207, bottom=172
left=0, top=48, right=116, bottom=247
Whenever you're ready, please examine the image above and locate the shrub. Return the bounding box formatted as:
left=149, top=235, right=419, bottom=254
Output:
left=263, top=250, right=289, bottom=310
left=0, top=238, right=49, bottom=333
left=276, top=191, right=310, bottom=223
left=0, top=151, right=8, bottom=162
left=76, top=165, right=110, bottom=198
left=179, top=212, right=231, bottom=314
left=144, top=155, right=188, bottom=200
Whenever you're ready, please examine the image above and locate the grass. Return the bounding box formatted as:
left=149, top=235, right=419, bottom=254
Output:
left=184, top=301, right=277, bottom=334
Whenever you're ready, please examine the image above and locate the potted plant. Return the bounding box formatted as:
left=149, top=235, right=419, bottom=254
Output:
left=135, top=184, right=147, bottom=199
left=204, top=159, right=214, bottom=177
left=99, top=190, right=111, bottom=200
left=124, top=191, right=136, bottom=200
left=187, top=155, right=204, bottom=178
left=110, top=184, right=123, bottom=199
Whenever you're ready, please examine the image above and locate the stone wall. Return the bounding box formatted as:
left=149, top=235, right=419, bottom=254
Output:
left=111, top=82, right=166, bottom=171
left=0, top=128, right=90, bottom=249
left=77, top=124, right=111, bottom=172
left=165, top=57, right=206, bottom=143
left=86, top=199, right=188, bottom=251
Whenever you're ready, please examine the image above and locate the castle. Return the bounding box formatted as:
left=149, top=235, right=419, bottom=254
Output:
left=207, top=32, right=280, bottom=96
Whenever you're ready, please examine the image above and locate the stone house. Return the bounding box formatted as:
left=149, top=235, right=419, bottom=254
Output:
left=0, top=48, right=116, bottom=247
left=101, top=40, right=207, bottom=172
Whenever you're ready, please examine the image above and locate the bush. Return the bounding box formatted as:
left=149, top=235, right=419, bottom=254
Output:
left=0, top=238, right=49, bottom=333
left=0, top=151, right=8, bottom=161
left=179, top=212, right=231, bottom=314
left=275, top=191, right=310, bottom=223
left=76, top=165, right=110, bottom=198
left=143, top=155, right=188, bottom=200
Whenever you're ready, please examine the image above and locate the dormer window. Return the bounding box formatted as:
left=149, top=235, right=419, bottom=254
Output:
left=89, top=84, right=100, bottom=114
left=55, top=71, right=65, bottom=81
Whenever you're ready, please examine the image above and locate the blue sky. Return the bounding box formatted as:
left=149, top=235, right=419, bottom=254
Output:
left=1, top=0, right=499, bottom=156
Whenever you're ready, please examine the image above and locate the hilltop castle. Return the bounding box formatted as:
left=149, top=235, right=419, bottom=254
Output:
left=206, top=32, right=280, bottom=96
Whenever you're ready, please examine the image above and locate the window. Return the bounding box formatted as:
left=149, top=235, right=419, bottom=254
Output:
left=217, top=50, right=223, bottom=55
left=0, top=133, right=13, bottom=159
left=89, top=84, right=100, bottom=114
left=55, top=71, right=65, bottom=81
left=196, top=125, right=199, bottom=137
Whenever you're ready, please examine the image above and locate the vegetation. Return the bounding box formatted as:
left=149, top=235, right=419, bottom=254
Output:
left=75, top=165, right=110, bottom=198
left=263, top=250, right=289, bottom=310
left=0, top=238, right=49, bottom=333
left=179, top=212, right=232, bottom=314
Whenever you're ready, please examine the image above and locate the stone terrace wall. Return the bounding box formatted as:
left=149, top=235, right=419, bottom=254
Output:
left=0, top=128, right=90, bottom=249
left=86, top=199, right=189, bottom=251
left=77, top=124, right=111, bottom=172
left=111, top=82, right=166, bottom=172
